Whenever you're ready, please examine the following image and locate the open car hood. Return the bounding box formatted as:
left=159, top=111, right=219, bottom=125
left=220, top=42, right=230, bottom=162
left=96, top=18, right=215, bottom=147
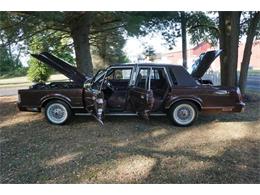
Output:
left=31, top=52, right=87, bottom=85
left=190, top=50, right=222, bottom=79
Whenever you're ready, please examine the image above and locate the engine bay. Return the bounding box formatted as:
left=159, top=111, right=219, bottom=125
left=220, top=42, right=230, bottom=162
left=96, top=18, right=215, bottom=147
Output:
left=30, top=82, right=82, bottom=90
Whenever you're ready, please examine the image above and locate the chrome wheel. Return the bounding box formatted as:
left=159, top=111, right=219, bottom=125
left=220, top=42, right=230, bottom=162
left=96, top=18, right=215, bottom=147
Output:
left=173, top=103, right=196, bottom=126
left=46, top=103, right=68, bottom=124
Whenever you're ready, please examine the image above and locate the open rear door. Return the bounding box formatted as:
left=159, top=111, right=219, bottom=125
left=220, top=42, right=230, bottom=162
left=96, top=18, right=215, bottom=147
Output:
left=128, top=67, right=154, bottom=119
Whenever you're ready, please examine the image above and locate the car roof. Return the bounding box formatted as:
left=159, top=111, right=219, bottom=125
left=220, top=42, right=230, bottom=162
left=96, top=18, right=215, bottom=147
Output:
left=110, top=63, right=197, bottom=87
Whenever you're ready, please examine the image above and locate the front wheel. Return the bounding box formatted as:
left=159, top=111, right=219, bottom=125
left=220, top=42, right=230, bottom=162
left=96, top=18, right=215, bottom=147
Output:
left=169, top=101, right=198, bottom=127
left=45, top=100, right=71, bottom=125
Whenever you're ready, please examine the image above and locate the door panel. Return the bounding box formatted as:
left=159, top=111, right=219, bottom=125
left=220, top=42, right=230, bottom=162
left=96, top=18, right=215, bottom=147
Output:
left=106, top=80, right=129, bottom=110
left=83, top=89, right=105, bottom=125
left=109, top=80, right=129, bottom=90
left=127, top=67, right=154, bottom=115
left=128, top=87, right=154, bottom=112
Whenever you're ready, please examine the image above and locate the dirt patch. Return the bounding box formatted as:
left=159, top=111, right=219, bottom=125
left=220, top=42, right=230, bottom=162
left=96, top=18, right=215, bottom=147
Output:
left=0, top=94, right=259, bottom=183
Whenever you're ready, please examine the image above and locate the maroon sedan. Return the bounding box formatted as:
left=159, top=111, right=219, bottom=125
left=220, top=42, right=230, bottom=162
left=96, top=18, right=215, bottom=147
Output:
left=17, top=50, right=245, bottom=126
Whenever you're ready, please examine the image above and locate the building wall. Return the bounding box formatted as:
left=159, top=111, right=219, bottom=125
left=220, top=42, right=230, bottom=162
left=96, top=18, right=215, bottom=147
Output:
left=159, top=41, right=260, bottom=71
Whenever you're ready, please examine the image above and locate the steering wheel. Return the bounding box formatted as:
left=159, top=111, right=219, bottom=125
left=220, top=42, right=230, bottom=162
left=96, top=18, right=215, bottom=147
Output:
left=103, top=79, right=114, bottom=91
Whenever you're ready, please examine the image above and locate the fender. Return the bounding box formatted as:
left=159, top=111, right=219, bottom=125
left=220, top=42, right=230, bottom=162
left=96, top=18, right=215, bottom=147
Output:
left=165, top=96, right=203, bottom=110
left=40, top=93, right=72, bottom=108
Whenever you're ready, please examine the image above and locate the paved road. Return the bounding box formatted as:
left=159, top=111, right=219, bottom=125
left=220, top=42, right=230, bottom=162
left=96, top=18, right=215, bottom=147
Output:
left=0, top=86, right=29, bottom=97
left=246, top=75, right=260, bottom=91
left=0, top=75, right=259, bottom=97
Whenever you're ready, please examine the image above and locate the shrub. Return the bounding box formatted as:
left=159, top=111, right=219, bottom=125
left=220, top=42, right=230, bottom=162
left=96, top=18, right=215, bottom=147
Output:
left=27, top=58, right=52, bottom=83
left=0, top=67, right=29, bottom=79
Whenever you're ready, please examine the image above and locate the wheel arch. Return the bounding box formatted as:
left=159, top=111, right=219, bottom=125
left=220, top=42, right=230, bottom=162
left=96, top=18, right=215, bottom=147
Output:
left=166, top=97, right=202, bottom=111
left=40, top=95, right=72, bottom=109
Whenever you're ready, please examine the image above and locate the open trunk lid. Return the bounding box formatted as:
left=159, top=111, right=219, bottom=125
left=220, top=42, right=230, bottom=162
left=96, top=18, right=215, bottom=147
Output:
left=191, top=50, right=222, bottom=79
left=31, top=52, right=87, bottom=85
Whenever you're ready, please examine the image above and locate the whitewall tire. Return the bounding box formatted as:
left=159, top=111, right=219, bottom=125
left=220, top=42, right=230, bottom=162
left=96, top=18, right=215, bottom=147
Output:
left=169, top=101, right=198, bottom=126
left=45, top=100, right=71, bottom=125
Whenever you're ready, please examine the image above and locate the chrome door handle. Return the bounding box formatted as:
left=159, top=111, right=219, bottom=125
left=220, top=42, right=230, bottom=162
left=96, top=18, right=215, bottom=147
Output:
left=215, top=90, right=229, bottom=95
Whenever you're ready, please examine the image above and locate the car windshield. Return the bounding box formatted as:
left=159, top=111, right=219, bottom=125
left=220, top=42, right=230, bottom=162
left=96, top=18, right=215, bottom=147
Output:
left=86, top=67, right=112, bottom=91
left=91, top=69, right=106, bottom=83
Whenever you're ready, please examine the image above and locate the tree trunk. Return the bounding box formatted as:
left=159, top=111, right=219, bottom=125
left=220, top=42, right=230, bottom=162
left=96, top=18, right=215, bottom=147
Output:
left=219, top=12, right=241, bottom=87
left=239, top=12, right=260, bottom=95
left=69, top=12, right=94, bottom=77
left=181, top=12, right=187, bottom=69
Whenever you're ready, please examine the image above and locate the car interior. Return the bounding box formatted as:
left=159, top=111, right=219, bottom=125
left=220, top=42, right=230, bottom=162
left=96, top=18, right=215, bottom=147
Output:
left=102, top=68, right=133, bottom=111
left=100, top=67, right=170, bottom=112
left=134, top=67, right=170, bottom=111
left=150, top=68, right=170, bottom=111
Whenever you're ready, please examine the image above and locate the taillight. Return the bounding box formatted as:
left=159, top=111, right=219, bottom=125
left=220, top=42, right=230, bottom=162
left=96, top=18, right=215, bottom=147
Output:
left=17, top=94, right=21, bottom=103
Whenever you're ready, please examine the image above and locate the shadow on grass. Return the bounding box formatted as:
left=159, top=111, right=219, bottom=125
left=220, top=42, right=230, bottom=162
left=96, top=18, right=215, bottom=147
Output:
left=0, top=96, right=259, bottom=183
left=1, top=114, right=259, bottom=183
left=141, top=139, right=260, bottom=183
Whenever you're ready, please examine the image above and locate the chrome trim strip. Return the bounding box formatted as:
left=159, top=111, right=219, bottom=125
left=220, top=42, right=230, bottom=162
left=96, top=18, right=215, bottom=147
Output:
left=150, top=113, right=167, bottom=116
left=148, top=67, right=152, bottom=91
left=106, top=113, right=137, bottom=116
left=74, top=112, right=167, bottom=116
left=71, top=106, right=85, bottom=109
left=74, top=113, right=92, bottom=116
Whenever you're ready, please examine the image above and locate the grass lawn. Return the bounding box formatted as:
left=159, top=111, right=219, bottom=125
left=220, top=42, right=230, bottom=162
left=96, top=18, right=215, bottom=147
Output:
left=0, top=93, right=259, bottom=183
left=0, top=74, right=68, bottom=88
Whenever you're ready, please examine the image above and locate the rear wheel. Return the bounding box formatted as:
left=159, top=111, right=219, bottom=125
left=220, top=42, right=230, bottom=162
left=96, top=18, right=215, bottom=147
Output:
left=45, top=100, right=71, bottom=125
left=169, top=101, right=198, bottom=127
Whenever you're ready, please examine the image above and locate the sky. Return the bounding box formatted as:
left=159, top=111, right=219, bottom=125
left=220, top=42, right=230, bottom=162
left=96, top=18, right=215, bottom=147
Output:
left=123, top=33, right=171, bottom=62
left=123, top=33, right=195, bottom=63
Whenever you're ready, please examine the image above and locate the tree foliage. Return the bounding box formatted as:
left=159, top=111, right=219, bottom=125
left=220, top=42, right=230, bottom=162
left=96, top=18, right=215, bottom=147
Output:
left=27, top=35, right=52, bottom=82
left=143, top=45, right=156, bottom=61
left=128, top=11, right=217, bottom=68
left=0, top=46, right=16, bottom=74
left=130, top=12, right=217, bottom=47
left=0, top=12, right=142, bottom=76
left=0, top=44, right=23, bottom=76
left=91, top=28, right=129, bottom=69
left=26, top=27, right=76, bottom=82
left=27, top=59, right=52, bottom=82
left=1, top=11, right=259, bottom=89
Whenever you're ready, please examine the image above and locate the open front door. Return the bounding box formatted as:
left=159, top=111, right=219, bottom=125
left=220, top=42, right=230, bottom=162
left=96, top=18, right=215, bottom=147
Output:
left=128, top=67, right=154, bottom=119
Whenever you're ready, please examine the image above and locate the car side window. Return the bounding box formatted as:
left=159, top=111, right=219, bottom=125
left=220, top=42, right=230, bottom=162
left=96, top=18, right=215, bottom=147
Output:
left=151, top=69, right=160, bottom=80
left=135, top=68, right=149, bottom=89
left=107, top=68, right=132, bottom=80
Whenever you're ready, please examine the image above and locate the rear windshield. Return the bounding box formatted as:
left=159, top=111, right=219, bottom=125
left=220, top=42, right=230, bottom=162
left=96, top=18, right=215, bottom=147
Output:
left=169, top=66, right=197, bottom=87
